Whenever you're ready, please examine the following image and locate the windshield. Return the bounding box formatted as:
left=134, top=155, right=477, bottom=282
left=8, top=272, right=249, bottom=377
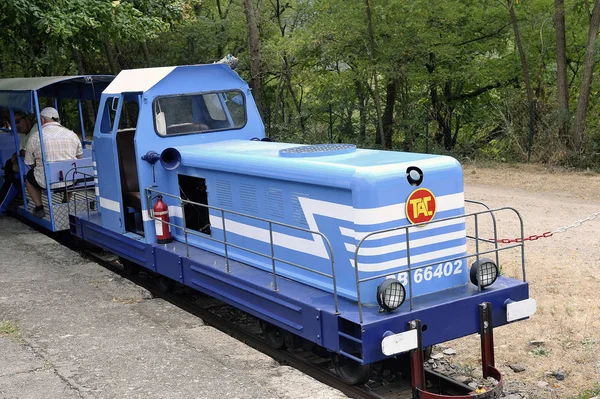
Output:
left=153, top=90, right=246, bottom=136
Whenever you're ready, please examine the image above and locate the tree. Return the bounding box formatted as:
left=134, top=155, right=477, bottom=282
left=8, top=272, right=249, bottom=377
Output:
left=572, top=0, right=600, bottom=151
left=242, top=0, right=263, bottom=117
left=555, top=0, right=569, bottom=145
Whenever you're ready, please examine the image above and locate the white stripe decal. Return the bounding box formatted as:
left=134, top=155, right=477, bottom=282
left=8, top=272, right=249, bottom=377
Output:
left=95, top=187, right=99, bottom=196
left=92, top=162, right=96, bottom=166
left=298, top=193, right=463, bottom=226
left=354, top=244, right=467, bottom=272
left=340, top=217, right=466, bottom=241
left=100, top=197, right=120, bottom=212
left=208, top=215, right=330, bottom=258
left=344, top=230, right=466, bottom=255
left=169, top=205, right=183, bottom=219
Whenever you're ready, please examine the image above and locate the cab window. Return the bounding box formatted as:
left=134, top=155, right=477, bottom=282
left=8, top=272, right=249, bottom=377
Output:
left=153, top=90, right=246, bottom=136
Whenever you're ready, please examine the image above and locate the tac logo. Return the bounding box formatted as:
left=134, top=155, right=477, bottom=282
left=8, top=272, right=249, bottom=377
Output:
left=406, top=188, right=436, bottom=224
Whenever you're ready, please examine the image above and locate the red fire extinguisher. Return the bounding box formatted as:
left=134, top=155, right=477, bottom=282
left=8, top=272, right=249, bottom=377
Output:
left=154, top=195, right=172, bottom=244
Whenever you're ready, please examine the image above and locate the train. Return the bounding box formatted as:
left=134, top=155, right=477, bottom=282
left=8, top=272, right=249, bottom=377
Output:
left=0, top=64, right=536, bottom=398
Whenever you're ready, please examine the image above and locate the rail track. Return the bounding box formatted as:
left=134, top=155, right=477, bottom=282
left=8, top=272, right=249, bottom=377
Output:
left=77, top=246, right=490, bottom=399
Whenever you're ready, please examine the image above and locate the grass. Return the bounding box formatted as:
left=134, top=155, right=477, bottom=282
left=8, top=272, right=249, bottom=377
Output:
left=574, top=383, right=600, bottom=399
left=581, top=337, right=597, bottom=348
left=530, top=345, right=550, bottom=357
left=0, top=320, right=20, bottom=337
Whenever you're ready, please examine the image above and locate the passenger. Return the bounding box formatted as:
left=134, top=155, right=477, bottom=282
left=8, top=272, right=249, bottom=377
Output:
left=0, top=112, right=37, bottom=217
left=24, top=107, right=82, bottom=219
left=15, top=111, right=38, bottom=157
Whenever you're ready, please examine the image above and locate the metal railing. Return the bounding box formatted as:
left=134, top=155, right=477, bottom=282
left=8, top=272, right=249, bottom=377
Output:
left=145, top=186, right=340, bottom=314
left=353, top=206, right=526, bottom=323
left=63, top=166, right=97, bottom=219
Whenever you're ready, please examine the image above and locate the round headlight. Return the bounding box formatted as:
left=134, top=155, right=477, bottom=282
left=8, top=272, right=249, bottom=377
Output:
left=377, top=279, right=406, bottom=311
left=406, top=166, right=424, bottom=186
left=470, top=258, right=499, bottom=288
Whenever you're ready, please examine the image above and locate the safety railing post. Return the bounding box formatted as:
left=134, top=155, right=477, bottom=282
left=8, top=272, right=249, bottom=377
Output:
left=269, top=222, right=278, bottom=291
left=221, top=209, right=230, bottom=274
left=474, top=213, right=483, bottom=291
left=405, top=227, right=414, bottom=311
left=180, top=196, right=190, bottom=258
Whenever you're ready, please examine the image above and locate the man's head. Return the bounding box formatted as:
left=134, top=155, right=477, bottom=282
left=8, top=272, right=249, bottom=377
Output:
left=40, top=107, right=60, bottom=125
left=14, top=112, right=33, bottom=133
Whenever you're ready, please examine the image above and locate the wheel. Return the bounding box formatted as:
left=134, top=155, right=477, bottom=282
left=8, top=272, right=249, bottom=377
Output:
left=156, top=276, right=175, bottom=293
left=119, top=257, right=140, bottom=277
left=283, top=332, right=299, bottom=350
left=264, top=325, right=286, bottom=349
left=332, top=353, right=372, bottom=385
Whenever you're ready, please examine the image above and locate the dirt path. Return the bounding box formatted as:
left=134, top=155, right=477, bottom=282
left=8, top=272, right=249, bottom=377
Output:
left=445, top=163, right=600, bottom=398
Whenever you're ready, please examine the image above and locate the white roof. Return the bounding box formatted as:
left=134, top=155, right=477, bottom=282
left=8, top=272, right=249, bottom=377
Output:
left=103, top=66, right=176, bottom=94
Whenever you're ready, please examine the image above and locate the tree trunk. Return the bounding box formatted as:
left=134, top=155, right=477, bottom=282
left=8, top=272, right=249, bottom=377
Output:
left=572, top=0, right=600, bottom=151
left=555, top=0, right=570, bottom=145
left=141, top=41, right=151, bottom=67
left=242, top=0, right=263, bottom=118
left=103, top=40, right=119, bottom=76
left=283, top=54, right=305, bottom=133
left=382, top=78, right=398, bottom=150
left=508, top=0, right=534, bottom=105
left=355, top=80, right=367, bottom=142
left=364, top=0, right=386, bottom=148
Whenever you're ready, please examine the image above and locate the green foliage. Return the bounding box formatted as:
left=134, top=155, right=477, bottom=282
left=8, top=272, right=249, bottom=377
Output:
left=574, top=383, right=600, bottom=399
left=0, top=0, right=599, bottom=164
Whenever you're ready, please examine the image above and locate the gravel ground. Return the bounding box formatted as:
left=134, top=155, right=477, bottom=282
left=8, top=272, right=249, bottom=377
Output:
left=443, top=162, right=600, bottom=399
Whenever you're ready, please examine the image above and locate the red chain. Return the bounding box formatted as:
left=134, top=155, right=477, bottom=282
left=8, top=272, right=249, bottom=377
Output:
left=489, top=231, right=553, bottom=243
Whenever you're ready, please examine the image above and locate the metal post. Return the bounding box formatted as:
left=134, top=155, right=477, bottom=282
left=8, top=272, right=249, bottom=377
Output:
left=180, top=198, right=190, bottom=258
left=474, top=213, right=482, bottom=291
left=77, top=99, right=86, bottom=143
left=479, top=302, right=495, bottom=379
left=405, top=227, right=414, bottom=310
left=409, top=319, right=425, bottom=395
left=221, top=209, right=230, bottom=273
left=268, top=222, right=278, bottom=291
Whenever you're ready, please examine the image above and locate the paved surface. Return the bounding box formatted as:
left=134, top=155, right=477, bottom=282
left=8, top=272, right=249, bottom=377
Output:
left=0, top=218, right=347, bottom=399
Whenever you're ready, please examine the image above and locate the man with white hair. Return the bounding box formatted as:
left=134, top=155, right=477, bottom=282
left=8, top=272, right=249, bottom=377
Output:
left=24, top=107, right=82, bottom=218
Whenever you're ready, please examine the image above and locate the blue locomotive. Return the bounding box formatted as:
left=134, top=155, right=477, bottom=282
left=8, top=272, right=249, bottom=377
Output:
left=1, top=64, right=536, bottom=397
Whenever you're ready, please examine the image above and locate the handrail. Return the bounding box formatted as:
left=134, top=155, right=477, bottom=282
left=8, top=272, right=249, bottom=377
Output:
left=353, top=206, right=526, bottom=323
left=145, top=186, right=340, bottom=314
left=465, top=199, right=500, bottom=269
left=63, top=166, right=96, bottom=219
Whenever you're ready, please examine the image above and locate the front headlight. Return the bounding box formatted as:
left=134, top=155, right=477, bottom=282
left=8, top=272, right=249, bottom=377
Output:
left=377, top=279, right=406, bottom=311
left=470, top=258, right=499, bottom=288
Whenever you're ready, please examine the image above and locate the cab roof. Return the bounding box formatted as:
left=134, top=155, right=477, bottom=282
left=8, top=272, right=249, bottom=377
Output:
left=103, top=64, right=247, bottom=97
left=0, top=75, right=114, bottom=113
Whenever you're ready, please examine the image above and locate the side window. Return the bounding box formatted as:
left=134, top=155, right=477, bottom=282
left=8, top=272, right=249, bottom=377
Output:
left=224, top=92, right=245, bottom=128
left=203, top=94, right=226, bottom=121
left=154, top=90, right=247, bottom=136
left=100, top=97, right=119, bottom=134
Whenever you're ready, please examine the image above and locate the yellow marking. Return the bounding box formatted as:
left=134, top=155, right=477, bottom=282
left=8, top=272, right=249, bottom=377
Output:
left=409, top=196, right=433, bottom=219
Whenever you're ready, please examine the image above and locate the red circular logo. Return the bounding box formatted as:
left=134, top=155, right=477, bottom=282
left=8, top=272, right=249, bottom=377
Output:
left=406, top=188, right=436, bottom=224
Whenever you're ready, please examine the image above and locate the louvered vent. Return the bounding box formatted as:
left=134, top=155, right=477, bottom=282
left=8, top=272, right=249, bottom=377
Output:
left=264, top=187, right=284, bottom=219
left=240, top=183, right=258, bottom=214
left=215, top=179, right=233, bottom=207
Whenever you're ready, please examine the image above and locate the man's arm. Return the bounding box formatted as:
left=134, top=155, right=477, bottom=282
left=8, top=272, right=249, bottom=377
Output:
left=23, top=137, right=36, bottom=166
